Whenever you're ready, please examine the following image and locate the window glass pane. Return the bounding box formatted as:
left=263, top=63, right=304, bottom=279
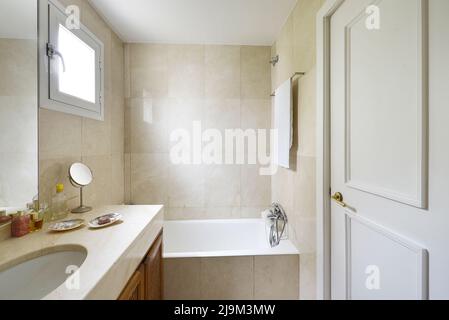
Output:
left=57, top=24, right=96, bottom=103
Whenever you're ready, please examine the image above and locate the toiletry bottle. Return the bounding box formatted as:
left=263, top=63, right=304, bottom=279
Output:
left=50, top=184, right=69, bottom=221
left=11, top=211, right=30, bottom=237
left=32, top=200, right=43, bottom=231
left=26, top=203, right=36, bottom=232
left=40, top=202, right=51, bottom=223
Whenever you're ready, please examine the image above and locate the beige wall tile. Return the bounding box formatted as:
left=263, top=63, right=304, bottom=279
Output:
left=130, top=153, right=169, bottom=205
left=111, top=97, right=125, bottom=155
left=241, top=46, right=271, bottom=99
left=82, top=107, right=112, bottom=157
left=203, top=99, right=240, bottom=130
left=254, top=255, right=299, bottom=300
left=205, top=45, right=240, bottom=99
left=293, top=156, right=316, bottom=219
left=130, top=98, right=170, bottom=153
left=168, top=164, right=205, bottom=208
left=82, top=155, right=113, bottom=207
left=241, top=99, right=271, bottom=129
left=241, top=165, right=271, bottom=207
left=204, top=165, right=241, bottom=207
left=39, top=108, right=82, bottom=160
left=111, top=154, right=125, bottom=205
left=292, top=0, right=326, bottom=73
left=167, top=45, right=205, bottom=99
left=167, top=98, right=204, bottom=133
left=240, top=207, right=266, bottom=219
left=165, top=207, right=206, bottom=220
left=201, top=257, right=253, bottom=300
left=297, top=69, right=317, bottom=157
left=299, top=253, right=317, bottom=300
left=112, top=34, right=125, bottom=98
left=124, top=153, right=131, bottom=204
left=164, top=258, right=201, bottom=300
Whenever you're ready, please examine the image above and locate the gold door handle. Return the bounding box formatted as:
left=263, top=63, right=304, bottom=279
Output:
left=331, top=192, right=347, bottom=207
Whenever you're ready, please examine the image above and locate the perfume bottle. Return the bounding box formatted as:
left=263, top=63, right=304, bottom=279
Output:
left=50, top=184, right=69, bottom=221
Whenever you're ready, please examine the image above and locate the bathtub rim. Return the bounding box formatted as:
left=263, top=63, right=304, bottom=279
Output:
left=163, top=218, right=300, bottom=259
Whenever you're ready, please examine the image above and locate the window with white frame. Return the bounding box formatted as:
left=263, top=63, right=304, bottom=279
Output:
left=39, top=0, right=104, bottom=120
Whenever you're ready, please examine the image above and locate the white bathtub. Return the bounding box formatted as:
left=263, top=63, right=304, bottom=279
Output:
left=163, top=219, right=299, bottom=258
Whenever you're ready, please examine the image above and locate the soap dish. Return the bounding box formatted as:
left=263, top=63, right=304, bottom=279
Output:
left=48, top=219, right=85, bottom=232
left=89, top=213, right=122, bottom=229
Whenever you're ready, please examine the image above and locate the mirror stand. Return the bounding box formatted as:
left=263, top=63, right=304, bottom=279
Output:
left=71, top=187, right=92, bottom=214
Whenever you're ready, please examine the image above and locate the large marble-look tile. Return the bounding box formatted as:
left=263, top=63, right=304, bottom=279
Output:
left=241, top=99, right=271, bottom=130
left=292, top=0, right=326, bottom=73
left=39, top=108, right=82, bottom=160
left=293, top=156, right=316, bottom=219
left=130, top=153, right=169, bottom=205
left=203, top=99, right=240, bottom=130
left=111, top=154, right=125, bottom=205
left=128, top=44, right=168, bottom=99
left=129, top=98, right=170, bottom=153
left=82, top=104, right=112, bottom=157
left=168, top=164, right=205, bottom=208
left=200, top=257, right=254, bottom=300
left=254, top=255, right=299, bottom=300
left=167, top=45, right=205, bottom=99
left=299, top=253, right=317, bottom=300
left=204, top=165, right=241, bottom=207
left=111, top=96, right=125, bottom=155
left=298, top=69, right=317, bottom=157
left=241, top=46, right=271, bottom=99
left=205, top=45, right=240, bottom=99
left=82, top=155, right=113, bottom=207
left=241, top=165, right=271, bottom=207
left=164, top=258, right=201, bottom=300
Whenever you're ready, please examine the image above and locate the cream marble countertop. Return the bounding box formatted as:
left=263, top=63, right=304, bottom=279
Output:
left=0, top=205, right=164, bottom=300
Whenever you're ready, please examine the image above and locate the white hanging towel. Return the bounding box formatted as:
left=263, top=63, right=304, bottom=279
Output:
left=274, top=78, right=293, bottom=169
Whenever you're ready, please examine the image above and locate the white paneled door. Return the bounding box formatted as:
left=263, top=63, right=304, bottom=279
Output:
left=330, top=0, right=449, bottom=299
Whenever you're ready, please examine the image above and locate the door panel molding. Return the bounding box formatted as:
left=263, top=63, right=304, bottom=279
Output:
left=343, top=0, right=429, bottom=208
left=344, top=209, right=428, bottom=300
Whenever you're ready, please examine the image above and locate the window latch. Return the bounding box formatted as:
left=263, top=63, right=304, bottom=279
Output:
left=47, top=43, right=66, bottom=72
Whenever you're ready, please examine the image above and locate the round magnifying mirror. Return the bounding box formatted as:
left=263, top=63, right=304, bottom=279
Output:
left=69, top=163, right=93, bottom=187
left=69, top=163, right=93, bottom=213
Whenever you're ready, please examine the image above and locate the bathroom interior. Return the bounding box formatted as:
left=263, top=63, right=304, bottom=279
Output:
left=0, top=0, right=320, bottom=300
left=1, top=0, right=448, bottom=302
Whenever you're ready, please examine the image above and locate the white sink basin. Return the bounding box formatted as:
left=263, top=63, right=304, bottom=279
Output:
left=0, top=246, right=87, bottom=300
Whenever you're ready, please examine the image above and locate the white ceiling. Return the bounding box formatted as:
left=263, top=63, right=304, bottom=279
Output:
left=88, top=0, right=297, bottom=45
left=0, top=0, right=37, bottom=39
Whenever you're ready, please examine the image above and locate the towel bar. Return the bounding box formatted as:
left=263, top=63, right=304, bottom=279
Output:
left=270, top=72, right=306, bottom=97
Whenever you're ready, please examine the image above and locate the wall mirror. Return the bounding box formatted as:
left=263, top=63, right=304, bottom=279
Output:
left=0, top=0, right=38, bottom=211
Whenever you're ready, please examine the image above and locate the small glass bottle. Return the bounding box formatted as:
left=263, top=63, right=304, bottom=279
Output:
left=40, top=202, right=52, bottom=223
left=50, top=184, right=69, bottom=221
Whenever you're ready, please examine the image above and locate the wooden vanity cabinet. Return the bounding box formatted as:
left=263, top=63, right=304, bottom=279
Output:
left=118, top=264, right=145, bottom=300
left=118, top=232, right=163, bottom=300
left=144, top=231, right=163, bottom=300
